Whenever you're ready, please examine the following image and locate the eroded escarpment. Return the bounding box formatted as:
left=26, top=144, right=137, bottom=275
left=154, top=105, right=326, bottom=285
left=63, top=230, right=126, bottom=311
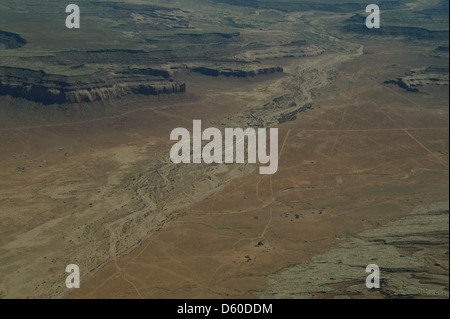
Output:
left=0, top=67, right=185, bottom=104
left=384, top=66, right=449, bottom=92
left=1, top=36, right=323, bottom=105
left=0, top=30, right=26, bottom=50
left=191, top=66, right=284, bottom=78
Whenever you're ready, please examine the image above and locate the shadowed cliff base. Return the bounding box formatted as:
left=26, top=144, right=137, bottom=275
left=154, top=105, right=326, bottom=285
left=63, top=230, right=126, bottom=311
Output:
left=0, top=30, right=26, bottom=50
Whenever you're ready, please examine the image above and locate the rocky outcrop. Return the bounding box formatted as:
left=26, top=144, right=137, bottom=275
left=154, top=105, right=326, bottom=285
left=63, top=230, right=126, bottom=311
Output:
left=278, top=103, right=313, bottom=124
left=192, top=66, right=283, bottom=78
left=384, top=66, right=449, bottom=92
left=384, top=79, right=419, bottom=92
left=259, top=202, right=449, bottom=299
left=0, top=30, right=26, bottom=49
left=430, top=46, right=449, bottom=58
left=0, top=67, right=185, bottom=105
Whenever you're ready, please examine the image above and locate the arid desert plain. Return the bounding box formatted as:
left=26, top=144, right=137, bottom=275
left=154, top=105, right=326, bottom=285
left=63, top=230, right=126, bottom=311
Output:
left=0, top=0, right=448, bottom=299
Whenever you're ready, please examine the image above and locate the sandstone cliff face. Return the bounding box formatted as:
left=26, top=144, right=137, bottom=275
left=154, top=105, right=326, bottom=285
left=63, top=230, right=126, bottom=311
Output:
left=61, top=81, right=185, bottom=104
left=0, top=67, right=185, bottom=105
